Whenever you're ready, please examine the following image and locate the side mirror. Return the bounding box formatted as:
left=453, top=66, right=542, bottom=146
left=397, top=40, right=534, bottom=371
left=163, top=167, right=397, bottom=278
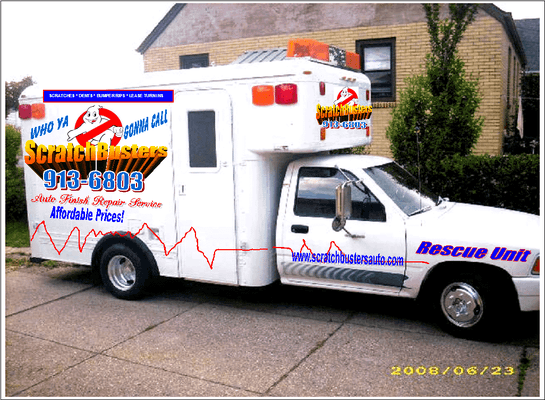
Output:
left=332, top=182, right=351, bottom=232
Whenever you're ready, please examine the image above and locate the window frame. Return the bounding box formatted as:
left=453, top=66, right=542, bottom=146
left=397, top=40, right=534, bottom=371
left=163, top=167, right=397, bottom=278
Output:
left=187, top=110, right=217, bottom=169
left=294, top=167, right=386, bottom=222
left=356, top=38, right=396, bottom=103
left=179, top=54, right=209, bottom=70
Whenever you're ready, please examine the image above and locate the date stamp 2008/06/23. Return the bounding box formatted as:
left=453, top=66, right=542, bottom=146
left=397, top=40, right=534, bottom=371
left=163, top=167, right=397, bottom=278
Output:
left=391, top=366, right=515, bottom=376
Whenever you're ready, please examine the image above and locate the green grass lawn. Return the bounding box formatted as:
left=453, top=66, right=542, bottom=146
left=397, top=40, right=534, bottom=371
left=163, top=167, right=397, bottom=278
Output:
left=5, top=220, right=30, bottom=248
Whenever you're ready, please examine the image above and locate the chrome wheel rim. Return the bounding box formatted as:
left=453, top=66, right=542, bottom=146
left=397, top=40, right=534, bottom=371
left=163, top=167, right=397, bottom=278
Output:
left=108, top=255, right=136, bottom=291
left=441, top=282, right=483, bottom=328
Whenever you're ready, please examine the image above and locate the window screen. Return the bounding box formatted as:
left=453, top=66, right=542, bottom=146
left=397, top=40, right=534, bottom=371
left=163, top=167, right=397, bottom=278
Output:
left=294, top=167, right=386, bottom=222
left=188, top=111, right=217, bottom=168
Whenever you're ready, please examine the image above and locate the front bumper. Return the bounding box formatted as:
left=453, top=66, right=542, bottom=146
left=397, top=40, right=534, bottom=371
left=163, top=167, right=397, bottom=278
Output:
left=512, top=276, right=541, bottom=311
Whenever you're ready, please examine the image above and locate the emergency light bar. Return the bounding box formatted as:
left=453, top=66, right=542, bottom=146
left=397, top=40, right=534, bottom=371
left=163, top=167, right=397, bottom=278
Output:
left=287, top=39, right=360, bottom=71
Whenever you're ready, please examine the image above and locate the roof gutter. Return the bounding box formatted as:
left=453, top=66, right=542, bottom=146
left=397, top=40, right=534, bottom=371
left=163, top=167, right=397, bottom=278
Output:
left=479, top=3, right=527, bottom=67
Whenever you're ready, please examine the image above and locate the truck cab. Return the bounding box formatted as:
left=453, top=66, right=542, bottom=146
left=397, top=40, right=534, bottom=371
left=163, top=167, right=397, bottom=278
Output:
left=276, top=154, right=540, bottom=338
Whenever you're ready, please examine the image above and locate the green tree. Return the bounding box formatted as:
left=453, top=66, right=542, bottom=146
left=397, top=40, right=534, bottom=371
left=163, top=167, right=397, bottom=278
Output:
left=5, top=76, right=34, bottom=115
left=387, top=4, right=483, bottom=181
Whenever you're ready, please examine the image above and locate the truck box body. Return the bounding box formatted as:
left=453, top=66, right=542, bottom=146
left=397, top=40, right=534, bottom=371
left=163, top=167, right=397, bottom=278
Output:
left=19, top=56, right=373, bottom=287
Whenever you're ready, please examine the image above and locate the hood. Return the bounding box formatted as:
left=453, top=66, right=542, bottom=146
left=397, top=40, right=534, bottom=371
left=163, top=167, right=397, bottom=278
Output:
left=419, top=202, right=540, bottom=250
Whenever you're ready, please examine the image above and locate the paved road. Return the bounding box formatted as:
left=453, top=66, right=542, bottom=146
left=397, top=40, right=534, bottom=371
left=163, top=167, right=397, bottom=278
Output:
left=4, top=261, right=541, bottom=397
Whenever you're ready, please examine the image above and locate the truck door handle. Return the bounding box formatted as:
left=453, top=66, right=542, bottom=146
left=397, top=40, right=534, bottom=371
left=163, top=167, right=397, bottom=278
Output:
left=291, top=224, right=309, bottom=234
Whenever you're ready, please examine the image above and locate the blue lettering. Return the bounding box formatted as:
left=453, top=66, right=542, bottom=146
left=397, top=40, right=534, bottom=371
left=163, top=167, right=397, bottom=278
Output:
left=490, top=247, right=506, bottom=260
left=31, top=126, right=40, bottom=139
left=429, top=244, right=442, bottom=255
left=39, top=123, right=47, bottom=136
left=440, top=245, right=453, bottom=256
left=451, top=246, right=464, bottom=257
left=462, top=247, right=477, bottom=258
left=475, top=248, right=488, bottom=259
left=416, top=241, right=432, bottom=254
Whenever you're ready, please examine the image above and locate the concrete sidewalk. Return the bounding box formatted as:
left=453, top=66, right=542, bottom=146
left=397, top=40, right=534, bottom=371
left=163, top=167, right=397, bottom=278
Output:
left=4, top=259, right=541, bottom=397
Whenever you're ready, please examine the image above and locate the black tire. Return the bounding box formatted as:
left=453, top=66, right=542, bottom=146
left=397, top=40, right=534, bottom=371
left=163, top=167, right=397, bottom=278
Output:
left=100, top=243, right=151, bottom=300
left=431, top=273, right=504, bottom=340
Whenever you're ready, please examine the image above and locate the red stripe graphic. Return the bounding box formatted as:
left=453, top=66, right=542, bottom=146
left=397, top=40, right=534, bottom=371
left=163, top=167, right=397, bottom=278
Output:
left=31, top=222, right=428, bottom=269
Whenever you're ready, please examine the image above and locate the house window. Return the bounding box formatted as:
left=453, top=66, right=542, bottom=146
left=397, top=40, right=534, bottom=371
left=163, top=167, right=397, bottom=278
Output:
left=180, top=54, right=209, bottom=70
left=356, top=38, right=396, bottom=102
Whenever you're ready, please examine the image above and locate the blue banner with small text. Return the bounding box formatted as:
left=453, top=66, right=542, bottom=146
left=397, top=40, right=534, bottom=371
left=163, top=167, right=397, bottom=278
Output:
left=43, top=90, right=174, bottom=103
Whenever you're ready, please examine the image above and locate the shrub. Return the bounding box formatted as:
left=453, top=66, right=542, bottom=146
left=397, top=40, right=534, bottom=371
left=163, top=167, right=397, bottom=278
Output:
left=423, top=154, right=539, bottom=215
left=5, top=125, right=27, bottom=221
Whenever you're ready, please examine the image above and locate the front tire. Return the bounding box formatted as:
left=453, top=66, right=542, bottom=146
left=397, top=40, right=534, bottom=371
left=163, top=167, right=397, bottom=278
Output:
left=100, top=244, right=151, bottom=300
left=433, top=274, right=501, bottom=339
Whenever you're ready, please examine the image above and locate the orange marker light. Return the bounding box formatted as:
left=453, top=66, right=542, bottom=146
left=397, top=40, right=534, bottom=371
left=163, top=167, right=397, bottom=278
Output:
left=31, top=103, right=45, bottom=119
left=252, top=85, right=274, bottom=106
left=532, top=257, right=540, bottom=275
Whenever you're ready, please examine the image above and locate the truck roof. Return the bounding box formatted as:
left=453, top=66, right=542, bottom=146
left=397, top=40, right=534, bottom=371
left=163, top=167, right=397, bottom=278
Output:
left=293, top=154, right=394, bottom=170
left=20, top=56, right=368, bottom=101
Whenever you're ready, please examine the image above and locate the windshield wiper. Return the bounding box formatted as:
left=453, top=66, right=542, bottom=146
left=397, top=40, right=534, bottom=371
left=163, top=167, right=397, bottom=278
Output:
left=408, top=205, right=433, bottom=217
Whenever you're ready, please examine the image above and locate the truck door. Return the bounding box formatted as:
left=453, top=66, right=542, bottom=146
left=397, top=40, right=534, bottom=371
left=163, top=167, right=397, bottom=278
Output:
left=172, top=90, right=237, bottom=284
left=278, top=165, right=407, bottom=294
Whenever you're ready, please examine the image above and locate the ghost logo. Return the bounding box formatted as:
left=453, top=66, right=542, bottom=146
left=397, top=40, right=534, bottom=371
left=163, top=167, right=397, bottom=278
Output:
left=67, top=105, right=124, bottom=147
left=334, top=87, right=358, bottom=106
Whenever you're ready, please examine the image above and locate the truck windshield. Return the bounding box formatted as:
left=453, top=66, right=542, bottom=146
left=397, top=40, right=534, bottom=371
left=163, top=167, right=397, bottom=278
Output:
left=364, top=162, right=439, bottom=216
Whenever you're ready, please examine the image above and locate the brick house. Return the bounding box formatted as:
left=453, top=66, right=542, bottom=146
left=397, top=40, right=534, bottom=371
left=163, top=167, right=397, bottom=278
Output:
left=137, top=3, right=525, bottom=157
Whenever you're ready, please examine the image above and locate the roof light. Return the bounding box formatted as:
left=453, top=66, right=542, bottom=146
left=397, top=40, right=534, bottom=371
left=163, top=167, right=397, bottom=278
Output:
left=275, top=83, right=298, bottom=105
left=19, top=104, right=32, bottom=119
left=252, top=85, right=274, bottom=106
left=287, top=39, right=361, bottom=71
left=287, top=39, right=329, bottom=62
left=346, top=51, right=361, bottom=70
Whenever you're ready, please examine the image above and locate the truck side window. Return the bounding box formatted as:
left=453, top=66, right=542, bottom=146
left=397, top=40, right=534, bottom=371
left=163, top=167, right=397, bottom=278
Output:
left=294, top=167, right=386, bottom=222
left=188, top=111, right=217, bottom=168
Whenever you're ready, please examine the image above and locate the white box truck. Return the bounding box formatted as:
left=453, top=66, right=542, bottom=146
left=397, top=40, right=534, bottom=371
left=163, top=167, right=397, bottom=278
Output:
left=18, top=39, right=539, bottom=338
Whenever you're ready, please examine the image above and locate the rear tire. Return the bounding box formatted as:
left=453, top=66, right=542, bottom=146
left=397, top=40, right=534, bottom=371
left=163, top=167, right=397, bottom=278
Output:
left=100, top=244, right=151, bottom=300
